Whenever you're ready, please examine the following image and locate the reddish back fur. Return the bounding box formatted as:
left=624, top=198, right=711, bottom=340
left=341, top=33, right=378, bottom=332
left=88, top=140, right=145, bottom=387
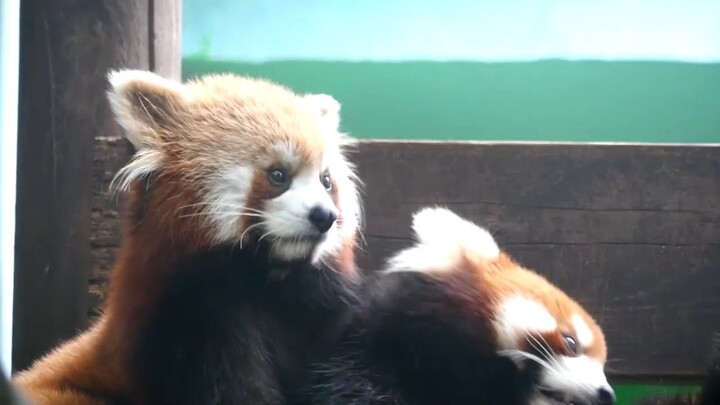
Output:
left=12, top=72, right=361, bottom=404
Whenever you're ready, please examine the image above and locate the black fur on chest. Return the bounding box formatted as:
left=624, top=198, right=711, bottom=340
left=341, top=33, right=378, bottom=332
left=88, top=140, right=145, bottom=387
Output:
left=297, top=272, right=540, bottom=405
left=132, top=244, right=359, bottom=405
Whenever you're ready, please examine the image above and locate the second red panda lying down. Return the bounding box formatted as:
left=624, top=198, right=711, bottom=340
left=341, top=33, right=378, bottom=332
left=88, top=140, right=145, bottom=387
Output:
left=297, top=207, right=615, bottom=405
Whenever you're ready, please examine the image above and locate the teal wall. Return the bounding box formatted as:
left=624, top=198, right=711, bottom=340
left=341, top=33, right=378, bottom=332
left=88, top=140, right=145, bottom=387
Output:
left=182, top=59, right=720, bottom=143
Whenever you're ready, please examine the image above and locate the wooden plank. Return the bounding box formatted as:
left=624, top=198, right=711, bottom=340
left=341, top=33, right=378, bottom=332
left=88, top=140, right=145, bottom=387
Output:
left=150, top=0, right=183, bottom=80
left=352, top=140, right=720, bottom=381
left=12, top=0, right=152, bottom=372
left=88, top=139, right=720, bottom=380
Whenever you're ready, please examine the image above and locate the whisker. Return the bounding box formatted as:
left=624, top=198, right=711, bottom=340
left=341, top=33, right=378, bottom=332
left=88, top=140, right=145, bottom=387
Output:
left=242, top=207, right=267, bottom=214
left=527, top=335, right=553, bottom=364
left=177, top=212, right=264, bottom=220
left=498, top=350, right=562, bottom=378
left=533, top=334, right=564, bottom=371
left=177, top=202, right=268, bottom=215
left=239, top=222, right=266, bottom=249
left=258, top=230, right=275, bottom=243
left=528, top=334, right=559, bottom=372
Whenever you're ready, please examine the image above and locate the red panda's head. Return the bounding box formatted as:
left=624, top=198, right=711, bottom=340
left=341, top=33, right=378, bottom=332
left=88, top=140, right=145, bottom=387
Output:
left=385, top=207, right=614, bottom=405
left=106, top=70, right=361, bottom=265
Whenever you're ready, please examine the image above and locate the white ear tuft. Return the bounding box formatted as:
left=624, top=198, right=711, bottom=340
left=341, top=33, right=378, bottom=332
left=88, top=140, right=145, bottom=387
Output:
left=108, top=69, right=184, bottom=96
left=106, top=69, right=187, bottom=192
left=385, top=206, right=500, bottom=274
left=106, top=69, right=187, bottom=151
left=303, top=93, right=341, bottom=132
left=411, top=206, right=500, bottom=260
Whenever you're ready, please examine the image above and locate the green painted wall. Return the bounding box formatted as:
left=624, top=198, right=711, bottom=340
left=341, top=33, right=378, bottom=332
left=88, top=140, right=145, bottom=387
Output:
left=181, top=57, right=712, bottom=404
left=182, top=58, right=720, bottom=143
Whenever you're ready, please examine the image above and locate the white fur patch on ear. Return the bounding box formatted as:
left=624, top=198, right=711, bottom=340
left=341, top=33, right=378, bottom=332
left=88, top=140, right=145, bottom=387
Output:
left=106, top=69, right=188, bottom=191
left=495, top=296, right=558, bottom=349
left=303, top=93, right=341, bottom=132
left=108, top=69, right=186, bottom=99
left=106, top=69, right=187, bottom=151
left=385, top=207, right=500, bottom=274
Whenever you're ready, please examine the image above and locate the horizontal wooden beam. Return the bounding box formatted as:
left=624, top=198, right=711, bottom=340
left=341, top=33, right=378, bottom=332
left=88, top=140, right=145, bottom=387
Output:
left=91, top=139, right=720, bottom=381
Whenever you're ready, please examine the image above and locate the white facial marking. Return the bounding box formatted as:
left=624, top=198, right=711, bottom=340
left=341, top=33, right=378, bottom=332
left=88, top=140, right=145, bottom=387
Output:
left=272, top=239, right=316, bottom=261
left=572, top=314, right=594, bottom=347
left=385, top=207, right=499, bottom=274
left=180, top=90, right=358, bottom=264
left=527, top=394, right=559, bottom=405
left=264, top=167, right=338, bottom=260
left=272, top=143, right=302, bottom=170
left=495, top=296, right=557, bottom=350
left=205, top=165, right=254, bottom=244
left=537, top=355, right=611, bottom=403
left=311, top=143, right=361, bottom=264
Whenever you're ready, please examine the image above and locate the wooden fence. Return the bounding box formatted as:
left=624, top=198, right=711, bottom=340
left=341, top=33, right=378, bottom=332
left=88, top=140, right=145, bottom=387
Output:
left=87, top=138, right=720, bottom=383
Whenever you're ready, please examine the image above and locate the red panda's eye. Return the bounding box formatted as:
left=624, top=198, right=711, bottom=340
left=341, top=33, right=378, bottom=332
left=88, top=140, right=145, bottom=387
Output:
left=563, top=335, right=579, bottom=356
left=268, top=169, right=287, bottom=186
left=321, top=173, right=332, bottom=191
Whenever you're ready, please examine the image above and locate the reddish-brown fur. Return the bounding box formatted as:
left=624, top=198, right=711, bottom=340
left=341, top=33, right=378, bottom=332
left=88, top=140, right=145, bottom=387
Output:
left=12, top=71, right=361, bottom=404
left=448, top=250, right=607, bottom=362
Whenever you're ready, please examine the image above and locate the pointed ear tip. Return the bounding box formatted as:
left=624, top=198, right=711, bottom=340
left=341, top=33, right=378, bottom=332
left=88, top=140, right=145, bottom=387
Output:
left=106, top=69, right=181, bottom=95
left=305, top=93, right=341, bottom=114
left=108, top=69, right=149, bottom=91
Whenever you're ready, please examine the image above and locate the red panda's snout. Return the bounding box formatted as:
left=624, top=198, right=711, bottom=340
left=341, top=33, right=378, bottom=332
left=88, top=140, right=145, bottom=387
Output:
left=498, top=315, right=614, bottom=405
left=492, top=293, right=613, bottom=405
left=260, top=165, right=343, bottom=261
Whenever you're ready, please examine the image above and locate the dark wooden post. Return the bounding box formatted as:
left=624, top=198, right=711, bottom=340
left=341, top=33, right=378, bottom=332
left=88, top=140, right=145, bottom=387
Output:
left=13, top=0, right=181, bottom=372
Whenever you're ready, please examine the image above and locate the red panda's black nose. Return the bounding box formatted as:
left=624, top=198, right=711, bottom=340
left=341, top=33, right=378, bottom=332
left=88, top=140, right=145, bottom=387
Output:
left=596, top=387, right=616, bottom=405
left=308, top=206, right=337, bottom=234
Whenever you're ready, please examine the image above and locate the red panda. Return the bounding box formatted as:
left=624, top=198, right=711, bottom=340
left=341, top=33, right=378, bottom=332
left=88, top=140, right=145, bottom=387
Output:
left=296, top=207, right=615, bottom=405
left=12, top=70, right=363, bottom=404
left=633, top=333, right=719, bottom=405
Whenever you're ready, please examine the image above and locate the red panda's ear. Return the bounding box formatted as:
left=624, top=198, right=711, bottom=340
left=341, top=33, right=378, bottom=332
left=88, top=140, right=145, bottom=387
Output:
left=106, top=69, right=188, bottom=151
left=384, top=207, right=501, bottom=274
left=302, top=93, right=341, bottom=133
left=410, top=207, right=500, bottom=261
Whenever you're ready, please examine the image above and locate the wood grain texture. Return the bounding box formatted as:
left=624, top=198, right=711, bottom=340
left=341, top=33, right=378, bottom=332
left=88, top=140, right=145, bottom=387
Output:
left=11, top=0, right=188, bottom=372
left=89, top=139, right=720, bottom=381
left=150, top=0, right=182, bottom=80
left=13, top=0, right=149, bottom=372
left=352, top=141, right=720, bottom=381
